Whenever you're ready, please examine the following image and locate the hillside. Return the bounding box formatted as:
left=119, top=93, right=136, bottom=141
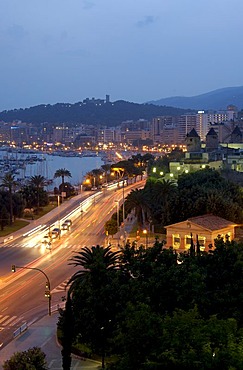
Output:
left=148, top=86, right=243, bottom=110
left=0, top=100, right=191, bottom=126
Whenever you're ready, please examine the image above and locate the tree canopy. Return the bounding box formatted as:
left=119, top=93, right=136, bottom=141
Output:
left=58, top=237, right=243, bottom=369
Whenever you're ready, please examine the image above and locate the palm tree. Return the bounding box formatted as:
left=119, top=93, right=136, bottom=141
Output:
left=1, top=172, right=16, bottom=225
left=125, top=188, right=150, bottom=227
left=68, top=245, right=120, bottom=369
left=101, top=164, right=111, bottom=184
left=54, top=168, right=72, bottom=188
left=68, top=245, right=120, bottom=291
left=29, top=175, right=46, bottom=214
left=152, top=178, right=177, bottom=226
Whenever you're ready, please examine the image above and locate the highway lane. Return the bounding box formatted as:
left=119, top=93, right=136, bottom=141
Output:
left=0, top=180, right=145, bottom=349
left=0, top=191, right=93, bottom=276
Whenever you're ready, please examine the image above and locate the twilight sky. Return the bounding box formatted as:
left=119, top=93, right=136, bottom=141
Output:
left=1, top=0, right=243, bottom=111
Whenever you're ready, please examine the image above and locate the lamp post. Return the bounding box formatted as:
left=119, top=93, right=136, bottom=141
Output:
left=57, top=194, right=60, bottom=207
left=11, top=265, right=51, bottom=316
left=115, top=200, right=119, bottom=231
left=143, top=229, right=148, bottom=248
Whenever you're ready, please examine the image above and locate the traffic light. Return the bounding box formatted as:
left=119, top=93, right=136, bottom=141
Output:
left=11, top=265, right=16, bottom=272
left=45, top=290, right=51, bottom=298
left=45, top=281, right=50, bottom=298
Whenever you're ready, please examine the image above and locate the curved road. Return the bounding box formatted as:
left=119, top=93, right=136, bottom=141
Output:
left=0, top=180, right=145, bottom=350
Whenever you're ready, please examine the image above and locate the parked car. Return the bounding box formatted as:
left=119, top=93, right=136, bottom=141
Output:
left=91, top=187, right=98, bottom=191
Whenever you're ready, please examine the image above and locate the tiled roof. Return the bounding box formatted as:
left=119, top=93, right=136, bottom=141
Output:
left=187, top=214, right=236, bottom=231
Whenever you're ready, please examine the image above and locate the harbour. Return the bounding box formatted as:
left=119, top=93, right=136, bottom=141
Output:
left=0, top=148, right=104, bottom=190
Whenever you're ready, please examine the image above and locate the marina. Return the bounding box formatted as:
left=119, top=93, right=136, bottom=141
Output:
left=0, top=148, right=104, bottom=190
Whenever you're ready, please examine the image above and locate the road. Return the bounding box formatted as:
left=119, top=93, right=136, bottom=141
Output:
left=0, top=180, right=145, bottom=351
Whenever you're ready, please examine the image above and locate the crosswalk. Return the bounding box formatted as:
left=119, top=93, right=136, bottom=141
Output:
left=0, top=243, right=84, bottom=249
left=0, top=314, right=23, bottom=328
left=51, top=280, right=69, bottom=294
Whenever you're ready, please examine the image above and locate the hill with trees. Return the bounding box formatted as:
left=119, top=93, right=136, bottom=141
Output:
left=0, top=100, right=192, bottom=126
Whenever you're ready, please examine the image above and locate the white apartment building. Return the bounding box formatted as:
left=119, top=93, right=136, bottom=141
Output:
left=196, top=110, right=236, bottom=141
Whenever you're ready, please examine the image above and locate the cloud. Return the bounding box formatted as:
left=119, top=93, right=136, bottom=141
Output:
left=136, top=16, right=156, bottom=28
left=82, top=0, right=95, bottom=10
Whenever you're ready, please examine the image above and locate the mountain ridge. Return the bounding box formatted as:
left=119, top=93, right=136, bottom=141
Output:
left=147, top=86, right=243, bottom=110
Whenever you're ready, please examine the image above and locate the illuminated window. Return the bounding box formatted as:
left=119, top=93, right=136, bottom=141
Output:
left=198, top=236, right=206, bottom=250
left=185, top=235, right=192, bottom=249
left=173, top=234, right=181, bottom=249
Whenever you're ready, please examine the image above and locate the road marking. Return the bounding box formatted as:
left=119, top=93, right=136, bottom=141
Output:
left=0, top=315, right=20, bottom=326
left=9, top=317, right=24, bottom=327
left=51, top=279, right=70, bottom=293
left=4, top=316, right=17, bottom=326
left=0, top=315, right=9, bottom=324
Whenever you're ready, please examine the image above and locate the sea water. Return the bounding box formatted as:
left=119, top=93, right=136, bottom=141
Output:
left=0, top=150, right=104, bottom=190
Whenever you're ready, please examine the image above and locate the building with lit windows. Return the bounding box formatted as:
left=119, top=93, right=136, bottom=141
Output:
left=165, top=214, right=237, bottom=252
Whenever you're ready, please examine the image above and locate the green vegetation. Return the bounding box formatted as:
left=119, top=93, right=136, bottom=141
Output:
left=54, top=168, right=72, bottom=187
left=57, top=168, right=243, bottom=369
left=0, top=100, right=191, bottom=126
left=3, top=347, right=47, bottom=370
left=0, top=219, right=29, bottom=237
left=58, top=239, right=243, bottom=369
left=125, top=168, right=243, bottom=232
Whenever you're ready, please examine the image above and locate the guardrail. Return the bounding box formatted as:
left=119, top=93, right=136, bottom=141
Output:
left=12, top=301, right=66, bottom=339
left=13, top=321, right=28, bottom=338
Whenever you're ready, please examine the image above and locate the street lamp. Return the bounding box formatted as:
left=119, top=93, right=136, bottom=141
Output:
left=11, top=265, right=51, bottom=316
left=143, top=229, right=148, bottom=248
left=122, top=179, right=125, bottom=223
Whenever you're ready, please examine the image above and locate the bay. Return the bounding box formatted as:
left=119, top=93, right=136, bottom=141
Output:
left=0, top=150, right=104, bottom=190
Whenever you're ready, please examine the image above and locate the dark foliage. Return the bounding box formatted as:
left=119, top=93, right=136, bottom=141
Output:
left=59, top=238, right=243, bottom=370
left=3, top=346, right=47, bottom=370
left=0, top=101, right=191, bottom=126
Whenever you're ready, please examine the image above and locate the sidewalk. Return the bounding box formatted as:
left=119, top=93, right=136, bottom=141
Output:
left=0, top=313, right=100, bottom=370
